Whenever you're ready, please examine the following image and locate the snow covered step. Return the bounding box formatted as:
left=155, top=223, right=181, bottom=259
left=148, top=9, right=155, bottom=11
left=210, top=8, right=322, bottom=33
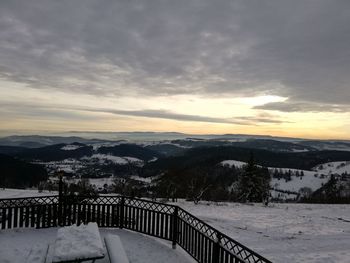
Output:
left=25, top=244, right=49, bottom=263
left=105, top=234, right=130, bottom=263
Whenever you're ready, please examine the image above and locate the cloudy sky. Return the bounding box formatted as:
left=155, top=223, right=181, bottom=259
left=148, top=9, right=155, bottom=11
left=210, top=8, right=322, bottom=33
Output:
left=0, top=0, right=349, bottom=139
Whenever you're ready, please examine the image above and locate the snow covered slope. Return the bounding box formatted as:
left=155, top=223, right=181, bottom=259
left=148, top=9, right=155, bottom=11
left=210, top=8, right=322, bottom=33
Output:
left=82, top=154, right=144, bottom=166
left=61, top=144, right=82, bottom=151
left=221, top=160, right=247, bottom=168
left=176, top=200, right=350, bottom=263
left=220, top=160, right=331, bottom=195
left=313, top=161, right=350, bottom=175
left=0, top=188, right=57, bottom=198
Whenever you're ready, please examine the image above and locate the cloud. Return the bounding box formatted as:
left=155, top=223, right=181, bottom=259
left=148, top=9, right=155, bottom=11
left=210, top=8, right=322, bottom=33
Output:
left=255, top=101, right=350, bottom=113
left=74, top=108, right=287, bottom=125
left=0, top=1, right=349, bottom=110
left=0, top=99, right=286, bottom=125
left=0, top=102, right=104, bottom=121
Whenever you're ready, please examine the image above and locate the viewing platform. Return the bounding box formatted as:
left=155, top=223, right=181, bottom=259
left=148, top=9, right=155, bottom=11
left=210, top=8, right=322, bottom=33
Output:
left=0, top=192, right=272, bottom=263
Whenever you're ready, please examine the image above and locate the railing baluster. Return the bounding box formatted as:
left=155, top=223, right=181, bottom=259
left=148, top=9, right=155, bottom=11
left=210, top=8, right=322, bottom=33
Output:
left=151, top=210, right=155, bottom=236
left=127, top=205, right=132, bottom=229
left=13, top=207, right=18, bottom=228
left=147, top=209, right=151, bottom=235
left=41, top=205, right=46, bottom=228
left=92, top=204, right=96, bottom=223
left=35, top=205, right=40, bottom=228
left=213, top=232, right=221, bottom=263
left=30, top=206, right=35, bottom=227
left=111, top=204, right=116, bottom=227
left=135, top=207, right=139, bottom=231
left=19, top=207, right=24, bottom=228
left=120, top=196, right=124, bottom=229
left=165, top=212, right=169, bottom=239
left=47, top=204, right=52, bottom=227
left=171, top=206, right=178, bottom=249
left=105, top=205, right=109, bottom=227
left=1, top=208, right=6, bottom=229
left=8, top=207, right=12, bottom=229
left=25, top=206, right=29, bottom=227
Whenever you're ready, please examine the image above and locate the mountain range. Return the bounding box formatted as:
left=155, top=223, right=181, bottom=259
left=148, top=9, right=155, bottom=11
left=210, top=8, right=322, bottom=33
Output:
left=1, top=134, right=350, bottom=200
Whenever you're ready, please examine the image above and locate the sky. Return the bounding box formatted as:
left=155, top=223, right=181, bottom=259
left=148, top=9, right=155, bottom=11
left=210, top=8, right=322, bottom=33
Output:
left=0, top=0, right=349, bottom=139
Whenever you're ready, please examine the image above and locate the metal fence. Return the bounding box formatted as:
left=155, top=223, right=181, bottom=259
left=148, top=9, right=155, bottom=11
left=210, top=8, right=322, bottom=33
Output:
left=0, top=195, right=272, bottom=263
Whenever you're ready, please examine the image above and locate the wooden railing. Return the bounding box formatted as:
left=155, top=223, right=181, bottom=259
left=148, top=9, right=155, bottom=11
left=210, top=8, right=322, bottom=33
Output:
left=0, top=195, right=272, bottom=263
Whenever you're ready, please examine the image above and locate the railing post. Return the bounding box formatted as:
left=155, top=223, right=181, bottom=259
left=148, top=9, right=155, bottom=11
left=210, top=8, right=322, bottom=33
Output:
left=172, top=206, right=178, bottom=249
left=213, top=231, right=222, bottom=263
left=58, top=175, right=63, bottom=226
left=120, top=196, right=125, bottom=229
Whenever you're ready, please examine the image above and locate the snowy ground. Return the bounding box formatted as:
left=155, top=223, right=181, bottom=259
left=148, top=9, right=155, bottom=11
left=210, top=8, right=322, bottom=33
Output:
left=0, top=188, right=57, bottom=199
left=0, top=228, right=194, bottom=263
left=314, top=161, right=350, bottom=175
left=174, top=200, right=350, bottom=263
left=1, top=190, right=350, bottom=262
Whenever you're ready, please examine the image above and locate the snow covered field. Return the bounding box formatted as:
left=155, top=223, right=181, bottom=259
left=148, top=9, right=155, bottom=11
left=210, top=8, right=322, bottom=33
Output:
left=0, top=228, right=194, bottom=263
left=0, top=188, right=57, bottom=199
left=221, top=160, right=350, bottom=197
left=314, top=161, right=350, bottom=175
left=175, top=200, right=350, bottom=263
left=82, top=154, right=144, bottom=166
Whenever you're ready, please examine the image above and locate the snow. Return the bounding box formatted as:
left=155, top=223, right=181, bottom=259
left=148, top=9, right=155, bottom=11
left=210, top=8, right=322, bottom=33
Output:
left=271, top=172, right=328, bottom=193
left=0, top=188, right=57, bottom=199
left=291, top=148, right=309, bottom=152
left=220, top=160, right=247, bottom=168
left=130, top=175, right=153, bottom=183
left=53, top=223, right=105, bottom=262
left=0, top=228, right=194, bottom=263
left=313, top=161, right=350, bottom=175
left=104, top=234, right=129, bottom=263
left=63, top=177, right=115, bottom=189
left=1, top=189, right=349, bottom=263
left=26, top=244, right=48, bottom=263
left=91, top=142, right=127, bottom=151
left=148, top=157, right=158, bottom=162
left=220, top=160, right=330, bottom=194
left=38, top=158, right=84, bottom=174
left=137, top=141, right=192, bottom=149
left=174, top=200, right=350, bottom=263
left=85, top=154, right=129, bottom=165
left=123, top=156, right=143, bottom=164
left=83, top=154, right=143, bottom=166
left=61, top=145, right=82, bottom=151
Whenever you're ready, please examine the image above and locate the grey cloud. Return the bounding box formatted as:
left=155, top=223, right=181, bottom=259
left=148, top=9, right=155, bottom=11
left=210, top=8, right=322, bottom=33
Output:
left=255, top=101, right=350, bottom=113
left=0, top=101, right=104, bottom=120
left=77, top=108, right=288, bottom=125
left=0, top=100, right=286, bottom=125
left=236, top=116, right=288, bottom=124
left=0, top=1, right=350, bottom=107
left=81, top=108, right=249, bottom=125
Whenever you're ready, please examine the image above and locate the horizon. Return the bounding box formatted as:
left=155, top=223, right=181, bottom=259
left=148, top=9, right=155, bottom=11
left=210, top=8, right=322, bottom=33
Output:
left=0, top=1, right=350, bottom=140
left=0, top=129, right=349, bottom=141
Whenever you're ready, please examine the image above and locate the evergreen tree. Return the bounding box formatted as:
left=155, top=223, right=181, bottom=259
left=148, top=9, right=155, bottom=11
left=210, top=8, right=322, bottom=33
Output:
left=237, top=153, right=271, bottom=202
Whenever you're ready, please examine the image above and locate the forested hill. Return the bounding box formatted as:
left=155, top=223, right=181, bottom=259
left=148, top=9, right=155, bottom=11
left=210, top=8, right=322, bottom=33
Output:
left=0, top=154, right=47, bottom=188
left=14, top=143, right=94, bottom=162
left=142, top=146, right=350, bottom=175
left=97, top=144, right=162, bottom=161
